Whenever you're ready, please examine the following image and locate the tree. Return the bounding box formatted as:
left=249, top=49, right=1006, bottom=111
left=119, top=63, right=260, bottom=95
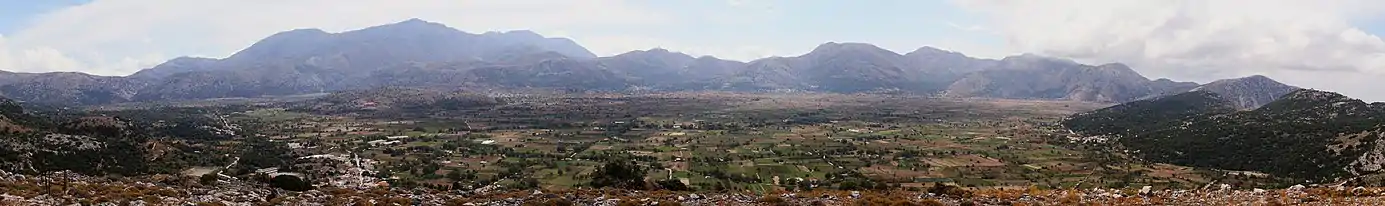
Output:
left=270, top=174, right=314, bottom=191
left=590, top=158, right=648, bottom=190
left=656, top=179, right=691, bottom=191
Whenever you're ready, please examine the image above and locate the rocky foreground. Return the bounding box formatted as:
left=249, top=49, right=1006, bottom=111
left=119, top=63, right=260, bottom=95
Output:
left=4, top=171, right=1385, bottom=206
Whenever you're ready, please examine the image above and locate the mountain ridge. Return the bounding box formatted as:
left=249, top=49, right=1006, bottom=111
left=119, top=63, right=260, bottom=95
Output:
left=0, top=19, right=1317, bottom=106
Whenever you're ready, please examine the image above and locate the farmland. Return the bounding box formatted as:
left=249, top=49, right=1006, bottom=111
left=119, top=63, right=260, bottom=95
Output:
left=233, top=92, right=1283, bottom=192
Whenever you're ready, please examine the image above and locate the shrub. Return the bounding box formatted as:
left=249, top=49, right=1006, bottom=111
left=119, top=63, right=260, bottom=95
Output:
left=656, top=179, right=691, bottom=191
left=760, top=194, right=791, bottom=206
left=199, top=173, right=219, bottom=186
left=589, top=158, right=648, bottom=190
left=522, top=198, right=574, bottom=206
left=928, top=183, right=971, bottom=197
left=269, top=175, right=313, bottom=191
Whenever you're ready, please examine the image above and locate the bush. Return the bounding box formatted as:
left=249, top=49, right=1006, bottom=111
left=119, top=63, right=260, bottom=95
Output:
left=589, top=158, right=648, bottom=190
left=199, top=173, right=219, bottom=186
left=656, top=179, right=691, bottom=191
left=522, top=198, right=575, bottom=206
left=760, top=195, right=791, bottom=206
left=928, top=183, right=971, bottom=197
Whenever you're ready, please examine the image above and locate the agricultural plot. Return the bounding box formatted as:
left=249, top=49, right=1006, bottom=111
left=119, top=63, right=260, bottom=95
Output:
left=240, top=93, right=1281, bottom=192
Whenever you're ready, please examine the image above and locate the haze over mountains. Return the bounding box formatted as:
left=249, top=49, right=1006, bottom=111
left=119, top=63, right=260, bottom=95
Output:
left=0, top=19, right=1312, bottom=106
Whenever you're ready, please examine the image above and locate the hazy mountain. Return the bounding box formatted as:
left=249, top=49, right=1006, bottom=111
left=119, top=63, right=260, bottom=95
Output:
left=132, top=67, right=330, bottom=101
left=129, top=19, right=597, bottom=101
left=901, top=46, right=999, bottom=88
left=0, top=72, right=147, bottom=105
left=126, top=57, right=221, bottom=80
left=695, top=57, right=806, bottom=92
left=695, top=42, right=926, bottom=92
left=1139, top=78, right=1202, bottom=99
left=468, top=58, right=632, bottom=91
left=1064, top=89, right=1385, bottom=181
left=1191, top=75, right=1298, bottom=109
left=794, top=42, right=916, bottom=92
left=942, top=56, right=1196, bottom=102
left=0, top=19, right=1320, bottom=105
left=597, top=48, right=698, bottom=85
left=478, top=30, right=596, bottom=59
left=677, top=56, right=747, bottom=81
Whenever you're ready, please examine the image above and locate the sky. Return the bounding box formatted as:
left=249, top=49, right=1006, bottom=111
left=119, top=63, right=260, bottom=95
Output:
left=1, top=0, right=1384, bottom=101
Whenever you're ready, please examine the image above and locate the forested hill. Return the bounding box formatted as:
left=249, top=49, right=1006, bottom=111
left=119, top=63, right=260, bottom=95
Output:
left=1064, top=89, right=1385, bottom=182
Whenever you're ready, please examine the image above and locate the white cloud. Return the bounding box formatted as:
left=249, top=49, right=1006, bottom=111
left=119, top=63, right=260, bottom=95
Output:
left=728, top=0, right=745, bottom=7
left=958, top=0, right=1385, bottom=101
left=0, top=0, right=670, bottom=76
left=945, top=22, right=987, bottom=32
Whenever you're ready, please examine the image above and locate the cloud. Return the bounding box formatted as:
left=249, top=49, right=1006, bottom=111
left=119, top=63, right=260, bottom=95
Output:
left=728, top=0, right=745, bottom=7
left=958, top=0, right=1385, bottom=100
left=0, top=0, right=670, bottom=76
left=945, top=22, right=986, bottom=32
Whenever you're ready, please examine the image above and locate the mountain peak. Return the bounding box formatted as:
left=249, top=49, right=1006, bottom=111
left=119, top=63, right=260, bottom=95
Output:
left=1202, top=75, right=1290, bottom=87
left=483, top=30, right=545, bottom=40
left=814, top=42, right=883, bottom=50
left=1092, top=63, right=1148, bottom=81
left=396, top=18, right=437, bottom=26
left=807, top=42, right=898, bottom=57
left=357, top=18, right=458, bottom=34
left=1279, top=89, right=1351, bottom=102
left=1255, top=88, right=1377, bottom=115
left=1193, top=75, right=1299, bottom=109
left=907, top=46, right=955, bottom=55
left=1096, top=63, right=1129, bottom=69
left=616, top=47, right=689, bottom=58
left=998, top=53, right=1081, bottom=66
left=1239, top=74, right=1272, bottom=81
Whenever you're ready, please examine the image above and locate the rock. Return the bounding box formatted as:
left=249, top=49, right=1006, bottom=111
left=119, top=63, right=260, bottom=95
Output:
left=1138, top=186, right=1152, bottom=195
left=1253, top=188, right=1266, bottom=194
left=1288, top=184, right=1306, bottom=193
left=851, top=191, right=861, bottom=199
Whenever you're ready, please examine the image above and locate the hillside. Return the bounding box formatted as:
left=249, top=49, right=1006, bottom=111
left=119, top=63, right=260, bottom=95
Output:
left=0, top=96, right=288, bottom=176
left=1064, top=89, right=1385, bottom=181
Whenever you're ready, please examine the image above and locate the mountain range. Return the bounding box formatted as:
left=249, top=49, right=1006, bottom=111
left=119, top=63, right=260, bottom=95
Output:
left=0, top=19, right=1308, bottom=106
